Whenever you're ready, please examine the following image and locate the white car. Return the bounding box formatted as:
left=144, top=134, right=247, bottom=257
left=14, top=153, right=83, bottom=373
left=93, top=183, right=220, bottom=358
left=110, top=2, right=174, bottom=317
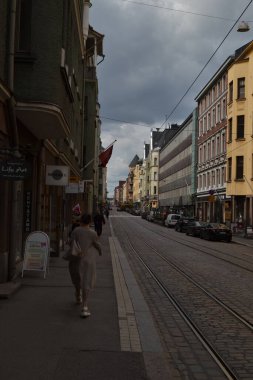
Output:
left=164, top=214, right=181, bottom=228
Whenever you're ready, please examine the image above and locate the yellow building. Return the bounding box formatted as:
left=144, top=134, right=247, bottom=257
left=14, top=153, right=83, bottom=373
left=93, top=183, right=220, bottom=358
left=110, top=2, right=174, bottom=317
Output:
left=227, top=41, right=253, bottom=227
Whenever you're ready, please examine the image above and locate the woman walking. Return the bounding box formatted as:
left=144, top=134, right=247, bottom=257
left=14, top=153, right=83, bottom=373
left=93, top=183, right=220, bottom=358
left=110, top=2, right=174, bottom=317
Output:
left=69, top=213, right=102, bottom=318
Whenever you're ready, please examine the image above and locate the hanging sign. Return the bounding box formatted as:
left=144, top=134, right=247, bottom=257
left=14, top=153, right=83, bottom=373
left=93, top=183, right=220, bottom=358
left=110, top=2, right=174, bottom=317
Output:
left=22, top=231, right=50, bottom=278
left=46, top=165, right=69, bottom=186
left=0, top=160, right=32, bottom=180
left=65, top=180, right=85, bottom=193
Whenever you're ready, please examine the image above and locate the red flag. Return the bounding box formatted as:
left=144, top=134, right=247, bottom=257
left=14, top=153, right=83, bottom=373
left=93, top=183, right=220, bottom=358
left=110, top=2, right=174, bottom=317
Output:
left=99, top=145, right=113, bottom=167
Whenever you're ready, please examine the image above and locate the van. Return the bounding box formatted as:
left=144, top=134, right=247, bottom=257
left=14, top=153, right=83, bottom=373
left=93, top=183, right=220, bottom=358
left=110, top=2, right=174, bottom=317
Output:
left=164, top=213, right=181, bottom=228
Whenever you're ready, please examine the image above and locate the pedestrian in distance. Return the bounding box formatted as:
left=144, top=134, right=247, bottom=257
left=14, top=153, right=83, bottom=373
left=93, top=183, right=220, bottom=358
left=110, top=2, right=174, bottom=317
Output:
left=69, top=213, right=102, bottom=318
left=105, top=208, right=109, bottom=219
left=93, top=209, right=105, bottom=236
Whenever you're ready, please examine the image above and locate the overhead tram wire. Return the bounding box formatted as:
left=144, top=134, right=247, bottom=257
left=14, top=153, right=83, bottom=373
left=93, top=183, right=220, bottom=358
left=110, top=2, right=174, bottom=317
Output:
left=99, top=1, right=253, bottom=132
left=122, top=0, right=246, bottom=22
left=160, top=0, right=253, bottom=129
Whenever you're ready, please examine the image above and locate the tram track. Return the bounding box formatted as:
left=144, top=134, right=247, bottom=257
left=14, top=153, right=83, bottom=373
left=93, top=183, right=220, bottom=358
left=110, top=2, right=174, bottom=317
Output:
left=135, top=218, right=253, bottom=273
left=112, top=217, right=253, bottom=379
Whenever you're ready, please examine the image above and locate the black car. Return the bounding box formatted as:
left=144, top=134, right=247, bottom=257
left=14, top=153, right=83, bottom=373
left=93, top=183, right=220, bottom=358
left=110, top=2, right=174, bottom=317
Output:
left=175, top=218, right=195, bottom=232
left=200, top=223, right=232, bottom=242
left=186, top=220, right=206, bottom=237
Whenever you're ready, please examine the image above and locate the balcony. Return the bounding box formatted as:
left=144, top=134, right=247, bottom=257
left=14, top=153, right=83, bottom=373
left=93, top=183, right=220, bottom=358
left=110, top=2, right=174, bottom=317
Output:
left=16, top=101, right=70, bottom=139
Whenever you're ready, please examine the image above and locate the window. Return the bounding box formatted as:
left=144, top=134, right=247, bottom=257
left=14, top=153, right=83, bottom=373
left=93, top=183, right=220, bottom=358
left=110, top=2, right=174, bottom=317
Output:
left=154, top=186, right=157, bottom=195
left=228, top=118, right=232, bottom=142
left=217, top=103, right=221, bottom=123
left=216, top=135, right=220, bottom=155
left=222, top=74, right=226, bottom=92
left=229, top=81, right=233, bottom=102
left=154, top=172, right=157, bottom=181
left=203, top=174, right=206, bottom=188
left=203, top=117, right=207, bottom=133
left=199, top=147, right=202, bottom=164
left=216, top=169, right=220, bottom=186
left=237, top=77, right=245, bottom=99
left=154, top=157, right=157, bottom=166
left=207, top=172, right=210, bottom=187
left=212, top=87, right=215, bottom=102
left=15, top=0, right=32, bottom=52
left=203, top=145, right=206, bottom=162
left=212, top=170, right=215, bottom=186
left=207, top=141, right=210, bottom=160
left=221, top=167, right=225, bottom=186
left=207, top=113, right=211, bottom=130
left=222, top=98, right=226, bottom=119
left=212, top=108, right=216, bottom=127
left=237, top=115, right=244, bottom=139
left=199, top=175, right=202, bottom=189
left=222, top=133, right=226, bottom=153
left=211, top=139, right=215, bottom=158
left=199, top=119, right=203, bottom=136
left=227, top=158, right=232, bottom=181
left=236, top=156, right=244, bottom=180
left=217, top=81, right=221, bottom=96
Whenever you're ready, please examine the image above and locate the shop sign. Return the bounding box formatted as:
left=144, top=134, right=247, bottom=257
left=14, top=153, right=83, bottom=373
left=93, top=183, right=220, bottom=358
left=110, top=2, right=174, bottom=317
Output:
left=46, top=165, right=69, bottom=186
left=0, top=160, right=32, bottom=180
left=24, top=191, right=32, bottom=233
left=65, top=180, right=84, bottom=193
left=22, top=231, right=50, bottom=278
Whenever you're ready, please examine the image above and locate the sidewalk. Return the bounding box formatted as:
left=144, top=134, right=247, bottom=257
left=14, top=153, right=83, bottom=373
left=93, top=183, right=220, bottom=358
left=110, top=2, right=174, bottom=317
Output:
left=0, top=220, right=172, bottom=380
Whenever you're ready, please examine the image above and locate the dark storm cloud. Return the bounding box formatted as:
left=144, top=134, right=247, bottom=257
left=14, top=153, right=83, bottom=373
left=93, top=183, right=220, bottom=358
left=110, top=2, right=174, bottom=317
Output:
left=90, top=0, right=253, bottom=195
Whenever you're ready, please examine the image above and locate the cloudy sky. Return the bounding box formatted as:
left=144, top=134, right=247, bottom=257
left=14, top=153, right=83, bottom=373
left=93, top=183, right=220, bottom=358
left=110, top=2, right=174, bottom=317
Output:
left=89, top=0, right=253, bottom=196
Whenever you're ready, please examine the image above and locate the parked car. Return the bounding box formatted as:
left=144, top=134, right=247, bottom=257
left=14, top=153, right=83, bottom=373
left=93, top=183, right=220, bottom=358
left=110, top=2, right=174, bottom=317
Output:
left=141, top=211, right=148, bottom=219
left=147, top=210, right=155, bottom=222
left=164, top=214, right=181, bottom=228
left=175, top=218, right=195, bottom=232
left=200, top=223, right=232, bottom=242
left=186, top=220, right=207, bottom=237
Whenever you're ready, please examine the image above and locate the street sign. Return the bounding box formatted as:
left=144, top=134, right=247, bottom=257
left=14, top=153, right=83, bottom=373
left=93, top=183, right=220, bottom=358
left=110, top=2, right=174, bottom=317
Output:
left=22, top=231, right=50, bottom=278
left=0, top=160, right=32, bottom=180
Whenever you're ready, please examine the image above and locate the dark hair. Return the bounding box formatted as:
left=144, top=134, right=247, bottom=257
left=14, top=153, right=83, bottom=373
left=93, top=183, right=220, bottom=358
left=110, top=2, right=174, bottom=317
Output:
left=80, top=213, right=91, bottom=225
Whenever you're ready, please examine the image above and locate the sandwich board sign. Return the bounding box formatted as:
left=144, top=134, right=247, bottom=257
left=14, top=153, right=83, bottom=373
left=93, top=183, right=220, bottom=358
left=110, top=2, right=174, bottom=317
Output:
left=22, top=231, right=50, bottom=278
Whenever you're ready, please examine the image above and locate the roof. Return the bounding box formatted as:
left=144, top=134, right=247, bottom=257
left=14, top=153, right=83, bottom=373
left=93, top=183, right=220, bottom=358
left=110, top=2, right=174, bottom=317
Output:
left=156, top=125, right=179, bottom=150
left=129, top=154, right=140, bottom=168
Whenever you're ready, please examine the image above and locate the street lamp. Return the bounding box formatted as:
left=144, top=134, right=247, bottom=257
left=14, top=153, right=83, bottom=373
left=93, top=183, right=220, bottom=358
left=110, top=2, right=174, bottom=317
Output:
left=237, top=21, right=250, bottom=32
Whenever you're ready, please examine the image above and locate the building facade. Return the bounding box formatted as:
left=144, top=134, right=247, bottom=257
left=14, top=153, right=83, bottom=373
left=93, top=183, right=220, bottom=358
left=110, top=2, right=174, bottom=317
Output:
left=159, top=114, right=197, bottom=217
left=227, top=42, right=253, bottom=228
left=0, top=0, right=105, bottom=282
left=195, top=58, right=232, bottom=223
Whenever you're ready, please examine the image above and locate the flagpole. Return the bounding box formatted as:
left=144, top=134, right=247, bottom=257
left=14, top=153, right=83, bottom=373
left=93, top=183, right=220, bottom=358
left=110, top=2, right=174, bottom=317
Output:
left=80, top=140, right=116, bottom=172
left=103, top=139, right=117, bottom=150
